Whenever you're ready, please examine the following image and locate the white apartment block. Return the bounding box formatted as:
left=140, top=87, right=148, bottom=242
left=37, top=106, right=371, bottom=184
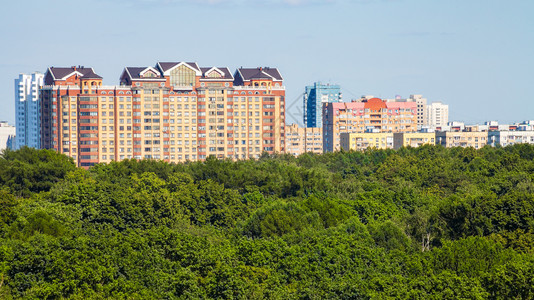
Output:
left=488, top=130, right=534, bottom=147
left=15, top=73, right=44, bottom=149
left=427, top=101, right=449, bottom=128
left=0, top=121, right=16, bottom=151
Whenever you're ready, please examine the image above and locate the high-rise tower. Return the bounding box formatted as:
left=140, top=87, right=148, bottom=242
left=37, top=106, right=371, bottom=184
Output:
left=303, top=82, right=341, bottom=128
left=15, top=72, right=44, bottom=149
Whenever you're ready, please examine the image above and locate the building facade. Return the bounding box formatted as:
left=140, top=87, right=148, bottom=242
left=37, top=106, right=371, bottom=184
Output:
left=323, top=98, right=417, bottom=152
left=427, top=102, right=449, bottom=128
left=15, top=72, right=44, bottom=149
left=407, top=95, right=427, bottom=128
left=488, top=130, right=534, bottom=147
left=285, top=123, right=323, bottom=156
left=303, top=82, right=341, bottom=128
left=0, top=121, right=16, bottom=151
left=40, top=63, right=285, bottom=167
left=340, top=132, right=394, bottom=151
left=393, top=132, right=436, bottom=149
left=436, top=131, right=488, bottom=149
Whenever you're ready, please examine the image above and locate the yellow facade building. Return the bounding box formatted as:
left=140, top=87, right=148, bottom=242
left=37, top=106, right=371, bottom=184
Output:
left=393, top=132, right=436, bottom=149
left=340, top=132, right=394, bottom=151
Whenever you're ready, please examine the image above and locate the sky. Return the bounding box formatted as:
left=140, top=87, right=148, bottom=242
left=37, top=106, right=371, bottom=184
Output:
left=1, top=0, right=533, bottom=126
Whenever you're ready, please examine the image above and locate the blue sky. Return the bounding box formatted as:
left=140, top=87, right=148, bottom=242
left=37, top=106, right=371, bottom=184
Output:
left=1, top=0, right=533, bottom=126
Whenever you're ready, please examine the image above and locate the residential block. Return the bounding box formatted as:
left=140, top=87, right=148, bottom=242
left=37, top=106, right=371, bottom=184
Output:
left=40, top=63, right=285, bottom=167
left=285, top=123, right=323, bottom=156
left=323, top=97, right=417, bottom=152
left=340, top=132, right=394, bottom=151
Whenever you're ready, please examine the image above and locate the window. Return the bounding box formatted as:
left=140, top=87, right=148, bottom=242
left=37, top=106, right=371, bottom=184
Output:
left=170, top=65, right=196, bottom=87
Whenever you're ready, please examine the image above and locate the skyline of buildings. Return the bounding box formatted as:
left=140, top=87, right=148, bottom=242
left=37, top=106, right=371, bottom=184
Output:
left=8, top=66, right=534, bottom=163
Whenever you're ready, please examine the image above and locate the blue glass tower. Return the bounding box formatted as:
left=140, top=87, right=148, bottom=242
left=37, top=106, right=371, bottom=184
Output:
left=303, top=82, right=342, bottom=128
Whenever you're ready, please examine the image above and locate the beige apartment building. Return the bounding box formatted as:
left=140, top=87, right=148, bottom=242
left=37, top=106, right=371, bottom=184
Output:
left=285, top=123, right=323, bottom=156
left=393, top=132, right=436, bottom=149
left=340, top=132, right=394, bottom=151
left=40, top=63, right=286, bottom=167
left=407, top=94, right=427, bottom=128
left=436, top=131, right=488, bottom=149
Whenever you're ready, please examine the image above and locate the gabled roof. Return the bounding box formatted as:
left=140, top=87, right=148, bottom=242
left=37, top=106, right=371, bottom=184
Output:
left=80, top=69, right=102, bottom=80
left=156, top=62, right=201, bottom=76
left=122, top=67, right=165, bottom=81
left=200, top=67, right=234, bottom=81
left=237, top=67, right=283, bottom=81
left=46, top=66, right=102, bottom=81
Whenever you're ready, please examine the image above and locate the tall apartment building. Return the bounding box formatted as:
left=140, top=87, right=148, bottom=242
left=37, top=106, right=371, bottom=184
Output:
left=323, top=98, right=417, bottom=152
left=15, top=72, right=44, bottom=149
left=408, top=95, right=427, bottom=128
left=427, top=102, right=449, bottom=128
left=40, top=63, right=285, bottom=167
left=285, top=123, right=322, bottom=156
left=303, top=82, right=341, bottom=128
left=0, top=121, right=16, bottom=151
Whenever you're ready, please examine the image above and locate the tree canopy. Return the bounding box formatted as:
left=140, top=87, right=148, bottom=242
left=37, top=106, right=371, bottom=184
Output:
left=1, top=145, right=533, bottom=298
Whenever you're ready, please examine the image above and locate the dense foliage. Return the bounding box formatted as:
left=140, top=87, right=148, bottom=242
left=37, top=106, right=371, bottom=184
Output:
left=1, top=145, right=534, bottom=299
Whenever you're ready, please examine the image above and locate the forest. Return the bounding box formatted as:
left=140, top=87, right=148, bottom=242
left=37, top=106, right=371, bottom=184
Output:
left=1, top=145, right=534, bottom=299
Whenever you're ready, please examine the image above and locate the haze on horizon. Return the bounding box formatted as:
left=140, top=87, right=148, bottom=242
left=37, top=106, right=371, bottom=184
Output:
left=1, top=0, right=533, bottom=126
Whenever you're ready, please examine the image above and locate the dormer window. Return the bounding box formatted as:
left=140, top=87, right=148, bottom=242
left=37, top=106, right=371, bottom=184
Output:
left=143, top=71, right=157, bottom=78
left=207, top=71, right=222, bottom=78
